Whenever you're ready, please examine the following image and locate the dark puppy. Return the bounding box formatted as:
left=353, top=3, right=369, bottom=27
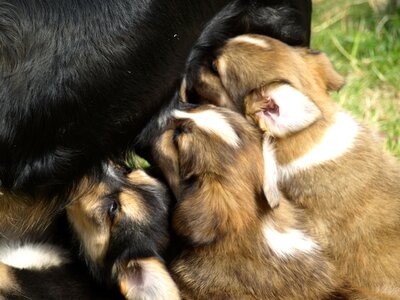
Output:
left=0, top=0, right=311, bottom=196
left=151, top=104, right=347, bottom=300
left=67, top=167, right=179, bottom=299
left=0, top=165, right=177, bottom=299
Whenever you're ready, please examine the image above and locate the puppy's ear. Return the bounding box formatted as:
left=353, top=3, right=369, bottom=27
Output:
left=182, top=67, right=236, bottom=110
left=117, top=257, right=180, bottom=300
left=303, top=50, right=345, bottom=91
left=154, top=133, right=181, bottom=199
left=173, top=180, right=232, bottom=245
left=246, top=84, right=322, bottom=138
left=180, top=78, right=188, bottom=102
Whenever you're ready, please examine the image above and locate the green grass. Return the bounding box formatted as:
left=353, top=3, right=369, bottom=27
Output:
left=311, top=0, right=400, bottom=157
left=126, top=152, right=150, bottom=169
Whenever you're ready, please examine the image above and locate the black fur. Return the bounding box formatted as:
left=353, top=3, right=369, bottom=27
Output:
left=2, top=262, right=124, bottom=300
left=0, top=0, right=311, bottom=197
left=0, top=0, right=228, bottom=194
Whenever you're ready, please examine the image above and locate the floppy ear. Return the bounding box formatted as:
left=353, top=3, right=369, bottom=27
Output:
left=180, top=78, right=188, bottom=102
left=182, top=67, right=236, bottom=110
left=304, top=50, right=345, bottom=92
left=172, top=180, right=232, bottom=245
left=248, top=84, right=322, bottom=138
left=117, top=257, right=180, bottom=300
left=154, top=132, right=181, bottom=199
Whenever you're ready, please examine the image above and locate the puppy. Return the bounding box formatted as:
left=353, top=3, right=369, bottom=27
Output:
left=151, top=104, right=349, bottom=300
left=0, top=164, right=179, bottom=300
left=183, top=34, right=400, bottom=298
left=66, top=165, right=180, bottom=300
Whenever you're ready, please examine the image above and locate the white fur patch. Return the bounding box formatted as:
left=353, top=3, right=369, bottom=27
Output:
left=260, top=84, right=321, bottom=137
left=263, top=224, right=318, bottom=258
left=0, top=243, right=66, bottom=270
left=230, top=35, right=271, bottom=49
left=157, top=107, right=173, bottom=129
left=279, top=112, right=359, bottom=179
left=262, top=138, right=282, bottom=208
left=173, top=109, right=241, bottom=147
left=105, top=162, right=119, bottom=180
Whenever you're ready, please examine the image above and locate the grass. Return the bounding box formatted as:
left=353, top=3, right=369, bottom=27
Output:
left=311, top=0, right=400, bottom=157
left=126, top=152, right=150, bottom=169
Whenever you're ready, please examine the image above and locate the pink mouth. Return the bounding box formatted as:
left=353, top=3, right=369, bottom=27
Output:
left=263, top=97, right=279, bottom=116
left=256, top=111, right=265, bottom=119
left=255, top=97, right=279, bottom=120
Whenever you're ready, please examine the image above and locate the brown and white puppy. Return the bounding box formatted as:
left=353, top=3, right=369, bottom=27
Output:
left=183, top=34, right=400, bottom=298
left=66, top=164, right=180, bottom=300
left=152, top=104, right=347, bottom=300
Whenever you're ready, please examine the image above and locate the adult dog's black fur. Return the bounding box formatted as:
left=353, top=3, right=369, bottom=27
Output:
left=0, top=0, right=311, bottom=197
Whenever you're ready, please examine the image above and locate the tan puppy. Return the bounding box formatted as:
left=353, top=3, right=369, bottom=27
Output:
left=152, top=104, right=352, bottom=300
left=183, top=34, right=400, bottom=298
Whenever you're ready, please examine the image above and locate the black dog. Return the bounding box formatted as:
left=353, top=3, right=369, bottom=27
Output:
left=0, top=0, right=311, bottom=198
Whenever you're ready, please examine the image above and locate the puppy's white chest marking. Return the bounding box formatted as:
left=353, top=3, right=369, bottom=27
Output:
left=279, top=112, right=359, bottom=179
left=0, top=243, right=66, bottom=270
left=173, top=109, right=241, bottom=147
left=262, top=139, right=282, bottom=208
left=263, top=224, right=318, bottom=258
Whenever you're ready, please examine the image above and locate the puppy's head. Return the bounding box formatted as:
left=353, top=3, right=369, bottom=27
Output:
left=182, top=34, right=344, bottom=137
left=66, top=163, right=179, bottom=300
left=153, top=105, right=268, bottom=245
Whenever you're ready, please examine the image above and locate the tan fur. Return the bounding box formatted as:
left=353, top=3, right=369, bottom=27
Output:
left=119, top=190, right=149, bottom=224
left=66, top=179, right=112, bottom=264
left=0, top=190, right=61, bottom=241
left=153, top=105, right=346, bottom=300
left=187, top=34, right=400, bottom=296
left=127, top=169, right=160, bottom=187
left=155, top=131, right=180, bottom=198
left=0, top=263, right=20, bottom=295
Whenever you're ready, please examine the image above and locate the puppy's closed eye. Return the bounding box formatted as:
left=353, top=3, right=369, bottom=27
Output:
left=107, top=198, right=119, bottom=222
left=172, top=123, right=190, bottom=144
left=210, top=60, right=219, bottom=75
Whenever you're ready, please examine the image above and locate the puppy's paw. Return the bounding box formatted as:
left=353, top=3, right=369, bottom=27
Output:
left=117, top=257, right=180, bottom=300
